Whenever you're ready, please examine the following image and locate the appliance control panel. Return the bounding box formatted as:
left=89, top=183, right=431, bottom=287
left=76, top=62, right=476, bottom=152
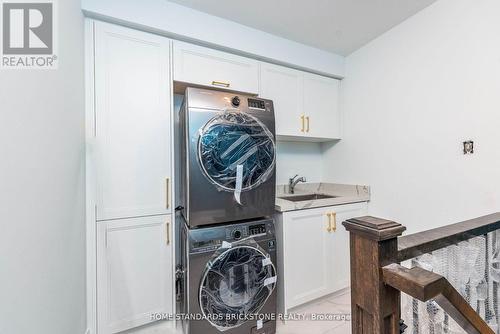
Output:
left=228, top=223, right=268, bottom=241
left=248, top=98, right=265, bottom=109
left=247, top=98, right=271, bottom=112
left=189, top=220, right=275, bottom=253
left=248, top=223, right=266, bottom=236
left=228, top=227, right=248, bottom=241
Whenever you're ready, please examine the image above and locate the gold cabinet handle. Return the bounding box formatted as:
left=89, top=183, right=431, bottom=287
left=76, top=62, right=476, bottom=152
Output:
left=326, top=213, right=332, bottom=232
left=165, top=177, right=170, bottom=209
left=300, top=114, right=305, bottom=132
left=306, top=116, right=310, bottom=133
left=165, top=221, right=170, bottom=245
left=212, top=81, right=230, bottom=88
left=331, top=212, right=337, bottom=232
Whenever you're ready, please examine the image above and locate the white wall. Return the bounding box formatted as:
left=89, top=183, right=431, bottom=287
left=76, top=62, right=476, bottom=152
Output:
left=0, top=0, right=86, bottom=333
left=276, top=142, right=323, bottom=185
left=323, top=0, right=500, bottom=233
left=81, top=0, right=344, bottom=78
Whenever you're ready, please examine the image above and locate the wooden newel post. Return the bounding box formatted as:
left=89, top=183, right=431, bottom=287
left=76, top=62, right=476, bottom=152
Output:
left=343, top=216, right=406, bottom=334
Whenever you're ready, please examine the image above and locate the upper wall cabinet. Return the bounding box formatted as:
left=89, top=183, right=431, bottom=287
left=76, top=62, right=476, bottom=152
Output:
left=173, top=41, right=259, bottom=94
left=260, top=63, right=303, bottom=138
left=93, top=22, right=173, bottom=221
left=260, top=63, right=341, bottom=141
left=303, top=72, right=341, bottom=140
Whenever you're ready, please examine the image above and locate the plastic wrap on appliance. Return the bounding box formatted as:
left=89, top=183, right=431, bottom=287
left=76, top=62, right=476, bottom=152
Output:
left=199, top=238, right=277, bottom=331
left=197, top=111, right=275, bottom=193
left=234, top=164, right=243, bottom=205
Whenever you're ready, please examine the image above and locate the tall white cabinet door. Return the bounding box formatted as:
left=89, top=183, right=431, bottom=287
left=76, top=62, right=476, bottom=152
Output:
left=328, top=203, right=368, bottom=292
left=260, top=63, right=303, bottom=138
left=94, top=22, right=172, bottom=221
left=97, top=215, right=173, bottom=334
left=283, top=208, right=333, bottom=309
left=173, top=41, right=259, bottom=94
left=303, top=73, right=341, bottom=139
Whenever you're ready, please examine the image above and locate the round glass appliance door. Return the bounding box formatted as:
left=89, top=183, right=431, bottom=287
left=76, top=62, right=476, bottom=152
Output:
left=197, top=111, right=275, bottom=192
left=199, top=245, right=277, bottom=330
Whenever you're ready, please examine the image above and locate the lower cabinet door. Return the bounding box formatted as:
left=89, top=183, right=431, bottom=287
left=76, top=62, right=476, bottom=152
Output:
left=97, top=215, right=173, bottom=334
left=327, top=203, right=368, bottom=292
left=283, top=207, right=333, bottom=309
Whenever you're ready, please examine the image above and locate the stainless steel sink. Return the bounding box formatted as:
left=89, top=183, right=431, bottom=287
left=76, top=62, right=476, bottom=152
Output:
left=278, top=194, right=338, bottom=202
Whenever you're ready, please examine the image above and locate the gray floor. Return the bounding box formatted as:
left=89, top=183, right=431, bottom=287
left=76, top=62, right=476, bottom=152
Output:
left=127, top=291, right=352, bottom=334
left=277, top=292, right=351, bottom=334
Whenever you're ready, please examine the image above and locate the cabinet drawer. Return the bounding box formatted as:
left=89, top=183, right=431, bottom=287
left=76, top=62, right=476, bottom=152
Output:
left=173, top=41, right=259, bottom=94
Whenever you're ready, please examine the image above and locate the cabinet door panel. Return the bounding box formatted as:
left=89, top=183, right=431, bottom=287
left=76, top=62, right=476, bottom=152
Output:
left=97, top=215, right=173, bottom=334
left=284, top=208, right=332, bottom=308
left=303, top=73, right=341, bottom=139
left=260, top=63, right=303, bottom=137
left=94, top=22, right=172, bottom=220
left=329, top=203, right=368, bottom=292
left=173, top=41, right=259, bottom=94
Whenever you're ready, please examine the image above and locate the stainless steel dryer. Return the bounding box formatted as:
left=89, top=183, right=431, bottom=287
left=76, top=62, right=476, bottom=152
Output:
left=179, top=87, right=276, bottom=228
left=178, top=218, right=277, bottom=334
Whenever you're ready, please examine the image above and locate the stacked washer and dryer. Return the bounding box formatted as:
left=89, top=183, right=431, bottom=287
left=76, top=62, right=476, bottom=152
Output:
left=177, top=87, right=278, bottom=334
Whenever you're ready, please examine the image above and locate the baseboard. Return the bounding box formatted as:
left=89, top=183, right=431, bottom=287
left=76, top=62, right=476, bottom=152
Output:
left=330, top=286, right=350, bottom=298
left=287, top=286, right=351, bottom=314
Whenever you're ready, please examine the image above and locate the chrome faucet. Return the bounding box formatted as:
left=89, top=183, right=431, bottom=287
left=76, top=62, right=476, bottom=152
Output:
left=288, top=174, right=307, bottom=194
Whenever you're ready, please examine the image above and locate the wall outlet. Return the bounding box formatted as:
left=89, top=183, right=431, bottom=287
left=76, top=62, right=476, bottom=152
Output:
left=463, top=140, right=474, bottom=154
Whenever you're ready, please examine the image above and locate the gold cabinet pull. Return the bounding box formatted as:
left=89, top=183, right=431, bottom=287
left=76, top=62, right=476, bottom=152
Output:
left=306, top=116, right=310, bottom=133
left=331, top=212, right=337, bottom=232
left=165, top=221, right=170, bottom=245
left=165, top=177, right=170, bottom=209
left=300, top=114, right=305, bottom=132
left=326, top=213, right=332, bottom=232
left=212, top=81, right=230, bottom=88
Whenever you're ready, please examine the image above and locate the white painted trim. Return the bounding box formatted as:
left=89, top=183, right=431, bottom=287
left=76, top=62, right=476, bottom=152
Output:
left=168, top=38, right=177, bottom=317
left=81, top=0, right=344, bottom=78
left=84, top=18, right=97, bottom=334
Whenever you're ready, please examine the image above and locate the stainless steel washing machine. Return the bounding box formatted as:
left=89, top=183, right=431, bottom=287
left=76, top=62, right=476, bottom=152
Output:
left=177, top=218, right=277, bottom=334
left=179, top=87, right=276, bottom=228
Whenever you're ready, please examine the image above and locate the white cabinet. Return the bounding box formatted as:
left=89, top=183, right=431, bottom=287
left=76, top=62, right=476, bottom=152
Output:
left=275, top=202, right=367, bottom=313
left=173, top=41, right=259, bottom=94
left=260, top=63, right=303, bottom=137
left=277, top=208, right=332, bottom=309
left=329, top=203, right=365, bottom=291
left=97, top=215, right=173, bottom=334
left=259, top=63, right=341, bottom=141
left=303, top=73, right=341, bottom=140
left=171, top=41, right=340, bottom=140
left=93, top=21, right=172, bottom=221
left=88, top=21, right=175, bottom=334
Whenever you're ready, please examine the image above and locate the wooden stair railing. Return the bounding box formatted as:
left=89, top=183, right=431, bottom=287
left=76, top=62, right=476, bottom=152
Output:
left=343, top=213, right=500, bottom=334
left=383, top=263, right=494, bottom=334
left=398, top=212, right=500, bottom=262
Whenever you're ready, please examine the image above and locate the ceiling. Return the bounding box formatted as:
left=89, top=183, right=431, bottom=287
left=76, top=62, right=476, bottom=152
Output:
left=167, top=0, right=437, bottom=56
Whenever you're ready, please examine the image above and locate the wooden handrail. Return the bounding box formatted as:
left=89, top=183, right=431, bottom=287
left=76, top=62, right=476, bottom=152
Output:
left=398, top=212, right=500, bottom=262
left=383, top=263, right=494, bottom=334
left=343, top=214, right=500, bottom=334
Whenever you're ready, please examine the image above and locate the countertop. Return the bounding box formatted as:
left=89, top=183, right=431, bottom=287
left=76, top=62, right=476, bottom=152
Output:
left=275, top=182, right=370, bottom=212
